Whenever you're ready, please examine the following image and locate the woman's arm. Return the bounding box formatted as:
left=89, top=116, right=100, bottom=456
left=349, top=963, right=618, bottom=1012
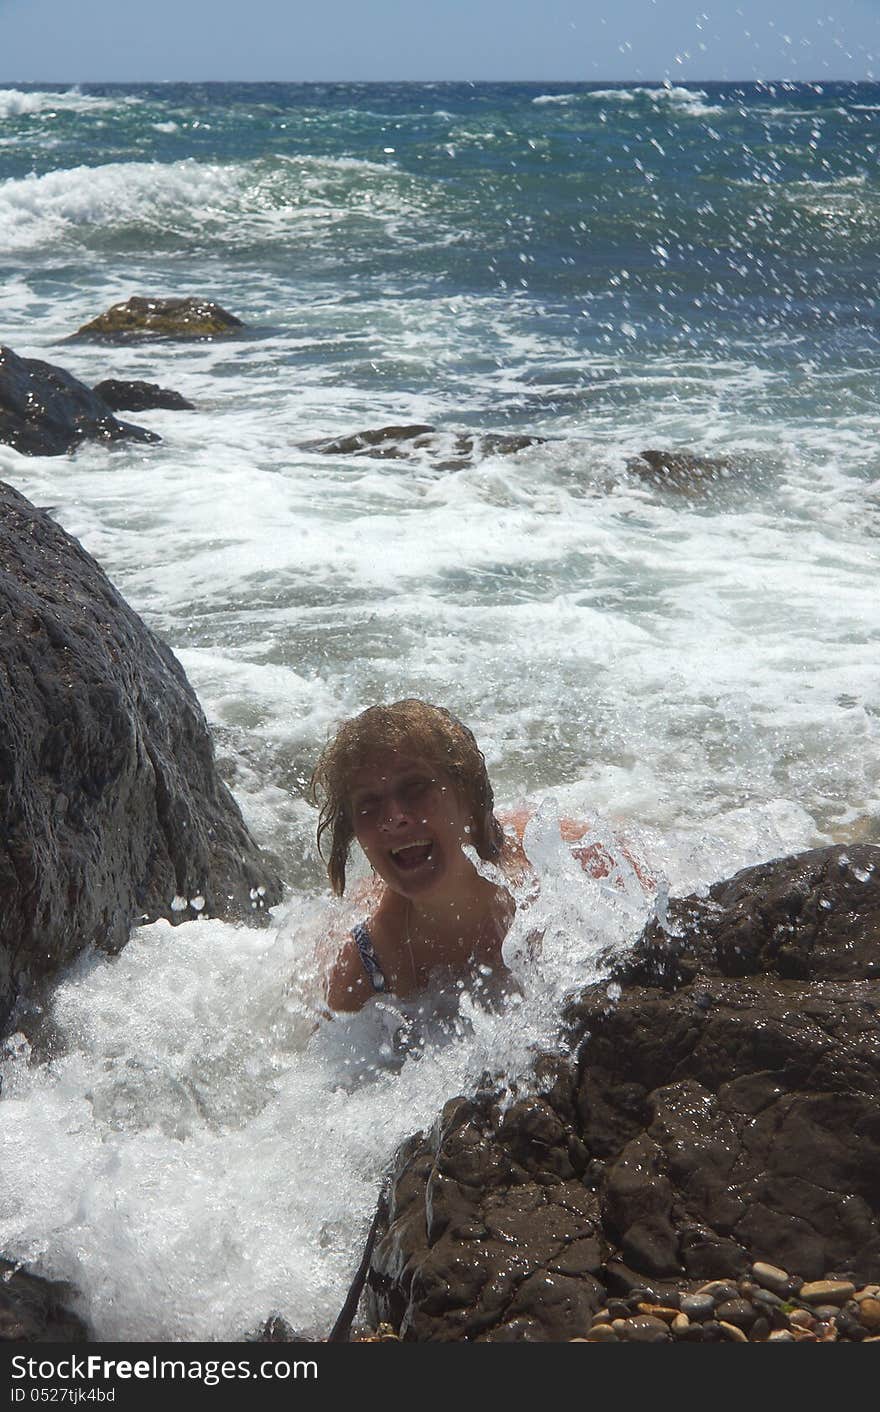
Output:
left=499, top=807, right=654, bottom=889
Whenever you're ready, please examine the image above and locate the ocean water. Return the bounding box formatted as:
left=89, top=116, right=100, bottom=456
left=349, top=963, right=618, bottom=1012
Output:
left=0, top=80, right=877, bottom=1340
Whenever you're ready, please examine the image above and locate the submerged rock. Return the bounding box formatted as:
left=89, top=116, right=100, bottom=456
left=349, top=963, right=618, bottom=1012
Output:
left=0, top=1260, right=90, bottom=1342
left=0, top=481, right=282, bottom=1034
left=72, top=296, right=244, bottom=342
left=626, top=448, right=735, bottom=489
left=306, top=424, right=547, bottom=469
left=0, top=345, right=159, bottom=456
left=93, top=378, right=195, bottom=413
left=363, top=844, right=880, bottom=1340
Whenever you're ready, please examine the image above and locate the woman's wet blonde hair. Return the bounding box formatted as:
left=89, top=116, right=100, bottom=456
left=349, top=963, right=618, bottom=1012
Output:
left=308, top=699, right=504, bottom=895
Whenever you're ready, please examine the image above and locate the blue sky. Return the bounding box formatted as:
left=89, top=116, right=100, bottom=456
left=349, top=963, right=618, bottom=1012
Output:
left=1, top=0, right=878, bottom=82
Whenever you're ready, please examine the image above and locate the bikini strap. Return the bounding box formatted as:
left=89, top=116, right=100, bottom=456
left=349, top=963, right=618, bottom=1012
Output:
left=351, top=921, right=387, bottom=993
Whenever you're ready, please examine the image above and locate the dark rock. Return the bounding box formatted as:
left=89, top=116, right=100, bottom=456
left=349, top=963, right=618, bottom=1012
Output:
left=363, top=844, right=880, bottom=1339
left=310, top=425, right=437, bottom=457
left=306, top=424, right=547, bottom=470
left=0, top=480, right=282, bottom=1033
left=0, top=346, right=159, bottom=457
left=365, top=1093, right=607, bottom=1341
left=93, top=379, right=195, bottom=413
left=0, top=1260, right=90, bottom=1342
left=715, top=1297, right=758, bottom=1330
left=621, top=845, right=880, bottom=988
left=680, top=1293, right=716, bottom=1321
left=617, top=1314, right=671, bottom=1342
left=71, top=297, right=243, bottom=342
left=626, top=448, right=735, bottom=489
left=247, top=1314, right=310, bottom=1342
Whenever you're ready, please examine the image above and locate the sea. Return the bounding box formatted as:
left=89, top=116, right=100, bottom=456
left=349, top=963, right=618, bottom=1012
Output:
left=0, top=79, right=877, bottom=1340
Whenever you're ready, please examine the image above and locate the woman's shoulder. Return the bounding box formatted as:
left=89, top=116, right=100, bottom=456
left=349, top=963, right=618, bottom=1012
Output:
left=325, top=930, right=373, bottom=1012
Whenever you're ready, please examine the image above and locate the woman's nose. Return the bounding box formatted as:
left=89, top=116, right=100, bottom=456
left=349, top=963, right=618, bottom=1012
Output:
left=379, top=793, right=410, bottom=829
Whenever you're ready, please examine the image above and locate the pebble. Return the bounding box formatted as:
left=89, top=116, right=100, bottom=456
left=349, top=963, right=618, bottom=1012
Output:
left=715, top=1299, right=758, bottom=1330
left=799, top=1280, right=855, bottom=1305
left=519, top=1268, right=880, bottom=1347
left=636, top=1303, right=679, bottom=1324
left=751, top=1262, right=792, bottom=1295
left=585, top=1324, right=619, bottom=1342
left=618, top=1316, right=671, bottom=1343
left=696, top=1280, right=739, bottom=1301
left=811, top=1304, right=843, bottom=1322
left=858, top=1297, right=880, bottom=1330
left=606, top=1299, right=632, bottom=1320
left=680, top=1294, right=717, bottom=1321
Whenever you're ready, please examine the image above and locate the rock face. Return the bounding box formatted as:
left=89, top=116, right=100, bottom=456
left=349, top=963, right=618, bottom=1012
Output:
left=92, top=379, right=195, bottom=413
left=0, top=346, right=159, bottom=457
left=308, top=424, right=546, bottom=470
left=0, top=481, right=282, bottom=1033
left=0, top=1260, right=90, bottom=1342
left=365, top=845, right=880, bottom=1340
left=72, top=297, right=244, bottom=341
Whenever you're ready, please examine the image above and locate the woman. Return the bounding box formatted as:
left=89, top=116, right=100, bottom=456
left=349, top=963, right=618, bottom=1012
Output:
left=309, top=698, right=648, bottom=1012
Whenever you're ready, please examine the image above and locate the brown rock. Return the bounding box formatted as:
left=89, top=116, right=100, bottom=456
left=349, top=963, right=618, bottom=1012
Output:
left=751, top=1262, right=791, bottom=1294
left=364, top=845, right=880, bottom=1340
left=858, top=1297, right=880, bottom=1329
left=618, top=1315, right=671, bottom=1343
left=72, top=296, right=244, bottom=341
left=625, top=448, right=736, bottom=491
left=584, top=1324, right=619, bottom=1342
left=635, top=1303, right=679, bottom=1323
left=799, top=1280, right=856, bottom=1305
left=307, top=424, right=547, bottom=470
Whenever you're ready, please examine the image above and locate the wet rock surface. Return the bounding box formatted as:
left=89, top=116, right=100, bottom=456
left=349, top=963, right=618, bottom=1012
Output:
left=0, top=480, right=282, bottom=1034
left=92, top=379, right=195, bottom=412
left=71, top=296, right=244, bottom=342
left=0, top=346, right=159, bottom=456
left=626, top=448, right=736, bottom=489
left=306, top=424, right=547, bottom=470
left=0, top=1260, right=90, bottom=1342
left=364, top=844, right=880, bottom=1340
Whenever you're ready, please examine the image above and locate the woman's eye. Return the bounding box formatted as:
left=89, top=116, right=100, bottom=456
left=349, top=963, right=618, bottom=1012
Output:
left=402, top=777, right=430, bottom=799
left=354, top=797, right=379, bottom=816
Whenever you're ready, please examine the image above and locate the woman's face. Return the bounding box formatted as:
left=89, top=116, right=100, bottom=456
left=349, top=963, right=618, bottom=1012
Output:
left=348, top=751, right=475, bottom=901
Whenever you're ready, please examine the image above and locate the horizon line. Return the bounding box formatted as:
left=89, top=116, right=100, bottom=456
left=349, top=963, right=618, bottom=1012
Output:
left=0, top=75, right=874, bottom=86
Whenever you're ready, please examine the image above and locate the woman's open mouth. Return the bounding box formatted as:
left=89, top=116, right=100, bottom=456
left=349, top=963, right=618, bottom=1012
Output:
left=389, top=840, right=434, bottom=871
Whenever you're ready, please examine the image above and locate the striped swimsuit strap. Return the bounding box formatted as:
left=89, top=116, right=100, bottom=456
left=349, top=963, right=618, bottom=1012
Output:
left=351, top=921, right=388, bottom=992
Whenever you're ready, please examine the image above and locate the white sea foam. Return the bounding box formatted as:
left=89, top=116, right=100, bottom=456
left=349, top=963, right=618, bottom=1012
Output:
left=0, top=812, right=663, bottom=1339
left=586, top=84, right=723, bottom=116
left=0, top=154, right=454, bottom=256
left=0, top=87, right=136, bottom=118
left=532, top=93, right=579, bottom=106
